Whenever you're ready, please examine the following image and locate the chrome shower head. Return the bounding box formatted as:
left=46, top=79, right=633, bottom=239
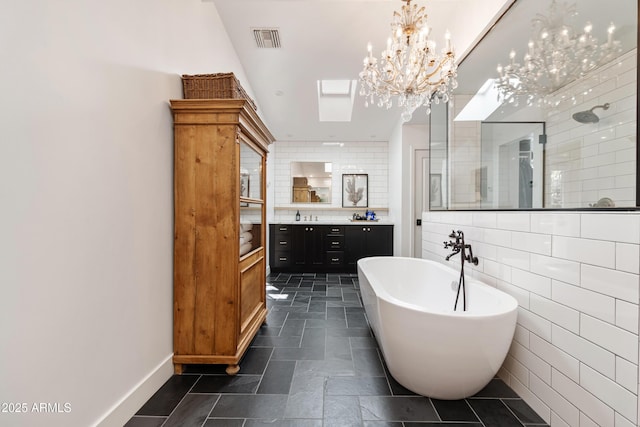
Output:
left=572, top=103, right=610, bottom=124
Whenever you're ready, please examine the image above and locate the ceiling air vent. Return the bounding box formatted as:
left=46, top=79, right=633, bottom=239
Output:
left=253, top=28, right=281, bottom=48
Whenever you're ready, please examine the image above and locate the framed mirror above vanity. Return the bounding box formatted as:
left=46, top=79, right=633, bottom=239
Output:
left=430, top=0, right=638, bottom=210
left=290, top=161, right=332, bottom=203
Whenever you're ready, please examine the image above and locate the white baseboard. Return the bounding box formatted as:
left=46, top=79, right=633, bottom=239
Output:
left=93, top=354, right=174, bottom=427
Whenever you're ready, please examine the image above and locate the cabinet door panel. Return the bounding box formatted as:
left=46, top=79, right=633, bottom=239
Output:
left=292, top=226, right=307, bottom=266
left=367, top=226, right=393, bottom=256
left=240, top=252, right=265, bottom=335
left=292, top=225, right=324, bottom=268
left=345, top=226, right=367, bottom=268
left=345, top=225, right=393, bottom=270
left=307, top=226, right=324, bottom=267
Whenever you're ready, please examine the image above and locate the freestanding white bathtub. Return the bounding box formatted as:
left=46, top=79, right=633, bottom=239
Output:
left=357, top=256, right=518, bottom=399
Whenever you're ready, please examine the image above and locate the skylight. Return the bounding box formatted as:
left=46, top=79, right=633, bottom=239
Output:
left=454, top=78, right=502, bottom=122
left=317, top=79, right=357, bottom=122
left=319, top=80, right=352, bottom=96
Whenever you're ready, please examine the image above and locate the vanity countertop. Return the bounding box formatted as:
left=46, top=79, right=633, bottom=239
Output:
left=271, top=220, right=394, bottom=225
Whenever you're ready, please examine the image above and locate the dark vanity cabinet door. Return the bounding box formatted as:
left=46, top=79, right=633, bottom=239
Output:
left=366, top=226, right=393, bottom=257
left=345, top=226, right=367, bottom=268
left=292, top=225, right=324, bottom=269
left=345, top=225, right=393, bottom=270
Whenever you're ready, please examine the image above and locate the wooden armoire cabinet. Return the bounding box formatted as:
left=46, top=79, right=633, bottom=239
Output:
left=170, top=99, right=274, bottom=375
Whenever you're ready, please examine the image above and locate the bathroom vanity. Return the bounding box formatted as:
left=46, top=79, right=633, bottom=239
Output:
left=269, top=223, right=393, bottom=273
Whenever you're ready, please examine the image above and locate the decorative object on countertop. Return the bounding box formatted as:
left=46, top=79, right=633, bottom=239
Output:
left=181, top=72, right=258, bottom=110
left=342, top=174, right=368, bottom=207
left=295, top=210, right=300, bottom=221
left=350, top=210, right=379, bottom=222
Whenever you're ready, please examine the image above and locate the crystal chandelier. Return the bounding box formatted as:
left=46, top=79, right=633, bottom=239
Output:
left=495, top=0, right=622, bottom=107
left=358, top=0, right=458, bottom=121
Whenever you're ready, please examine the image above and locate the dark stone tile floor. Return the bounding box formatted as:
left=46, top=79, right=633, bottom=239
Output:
left=126, top=272, right=549, bottom=427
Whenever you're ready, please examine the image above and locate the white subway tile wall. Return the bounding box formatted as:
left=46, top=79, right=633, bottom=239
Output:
left=271, top=141, right=389, bottom=222
left=423, top=211, right=640, bottom=427
left=545, top=49, right=637, bottom=208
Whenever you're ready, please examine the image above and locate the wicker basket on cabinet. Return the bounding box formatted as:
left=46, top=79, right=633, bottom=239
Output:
left=181, top=72, right=257, bottom=110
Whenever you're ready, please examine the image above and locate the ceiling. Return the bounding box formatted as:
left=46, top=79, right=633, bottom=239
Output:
left=211, top=0, right=512, bottom=142
left=211, top=0, right=636, bottom=142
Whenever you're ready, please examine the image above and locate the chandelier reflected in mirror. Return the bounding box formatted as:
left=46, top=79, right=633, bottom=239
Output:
left=495, top=0, right=622, bottom=107
left=358, top=0, right=458, bottom=121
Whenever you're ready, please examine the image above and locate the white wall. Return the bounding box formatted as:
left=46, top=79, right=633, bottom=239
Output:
left=388, top=120, right=405, bottom=255
left=389, top=120, right=431, bottom=257
left=423, top=211, right=639, bottom=427
left=405, top=125, right=430, bottom=256
left=0, top=1, right=253, bottom=426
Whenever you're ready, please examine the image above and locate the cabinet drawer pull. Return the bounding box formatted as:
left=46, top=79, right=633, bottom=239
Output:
left=279, top=227, right=288, bottom=231
left=331, top=228, right=340, bottom=232
left=331, top=258, right=340, bottom=262
left=279, top=257, right=288, bottom=261
left=279, top=241, right=288, bottom=245
left=332, top=241, right=340, bottom=245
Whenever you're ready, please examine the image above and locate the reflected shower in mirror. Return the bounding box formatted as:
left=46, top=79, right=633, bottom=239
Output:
left=290, top=161, right=332, bottom=203
left=430, top=0, right=637, bottom=210
left=479, top=122, right=545, bottom=209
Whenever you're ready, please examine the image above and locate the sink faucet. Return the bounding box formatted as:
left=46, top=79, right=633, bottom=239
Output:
left=443, top=230, right=478, bottom=311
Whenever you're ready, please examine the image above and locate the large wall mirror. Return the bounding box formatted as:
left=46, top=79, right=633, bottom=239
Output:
left=290, top=161, right=332, bottom=203
left=430, top=0, right=638, bottom=210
